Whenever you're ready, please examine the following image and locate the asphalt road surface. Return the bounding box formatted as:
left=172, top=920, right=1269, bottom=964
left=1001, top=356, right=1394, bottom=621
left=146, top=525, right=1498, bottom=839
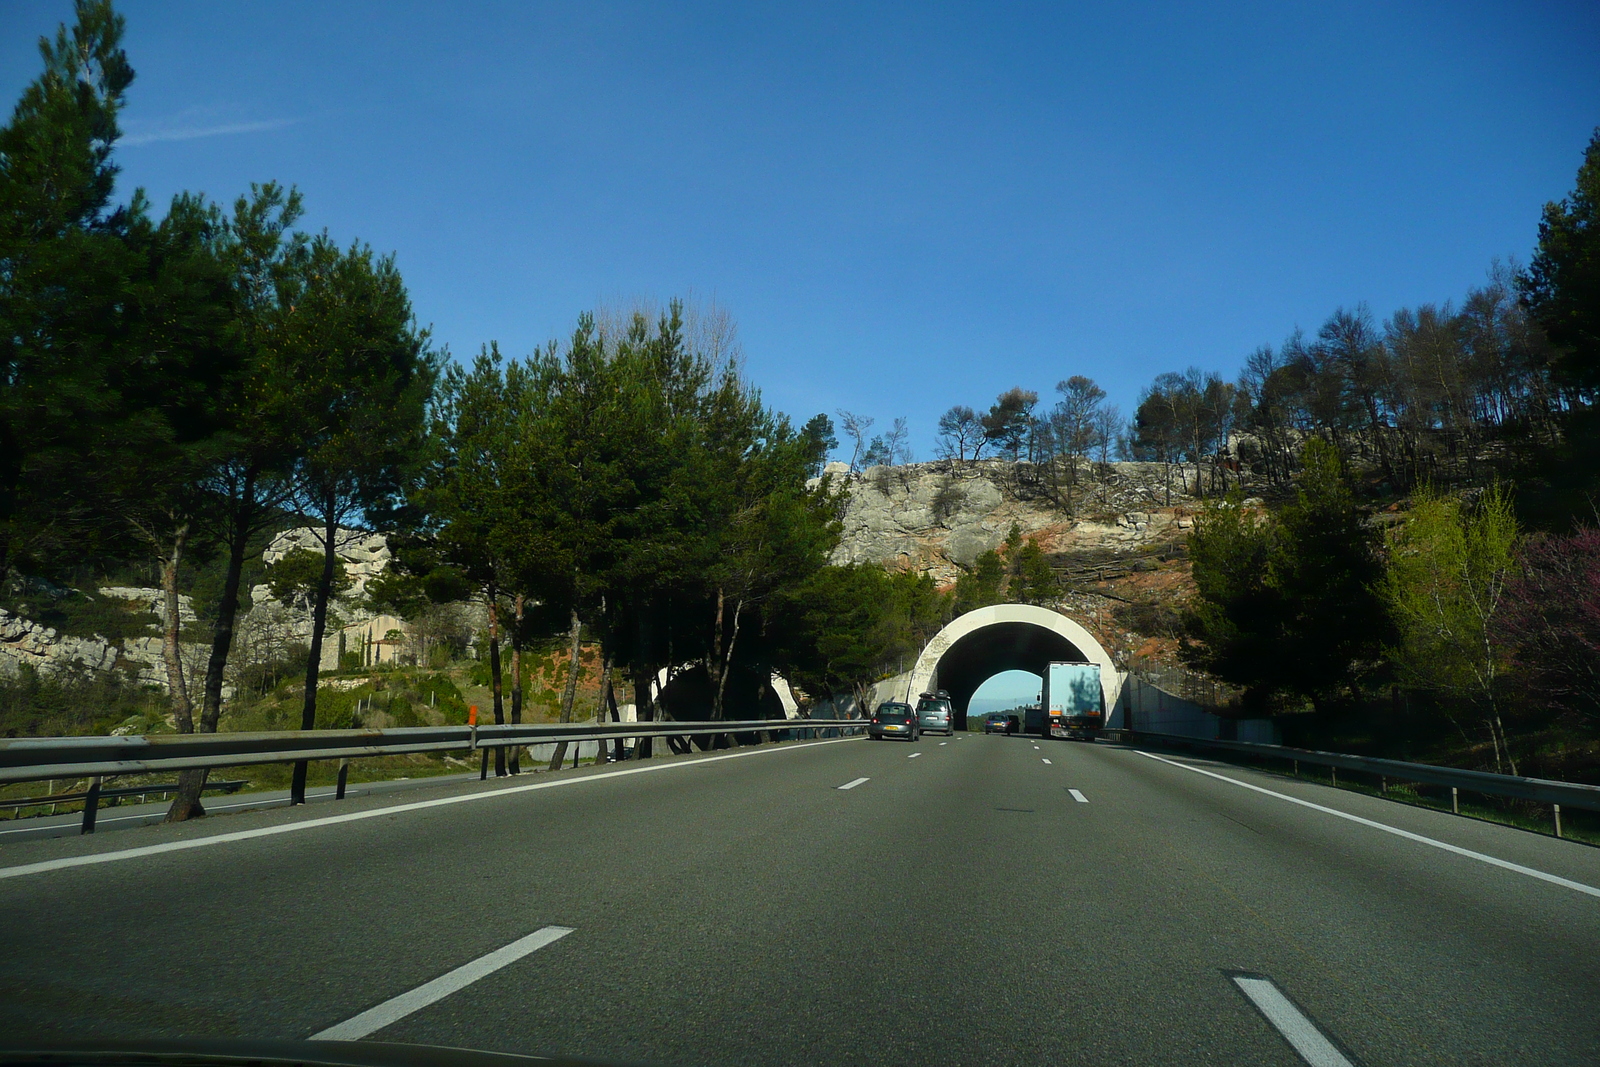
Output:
left=2, top=732, right=1597, bottom=1066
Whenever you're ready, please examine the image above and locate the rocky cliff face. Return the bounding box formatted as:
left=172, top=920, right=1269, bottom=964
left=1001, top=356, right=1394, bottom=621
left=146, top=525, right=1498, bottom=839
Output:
left=0, top=606, right=125, bottom=677
left=0, top=528, right=411, bottom=691
left=4, top=460, right=1209, bottom=695
left=823, top=459, right=1199, bottom=586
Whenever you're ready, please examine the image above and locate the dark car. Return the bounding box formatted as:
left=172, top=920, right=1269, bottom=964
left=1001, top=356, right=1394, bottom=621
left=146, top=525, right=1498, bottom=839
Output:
left=916, top=693, right=953, bottom=735
left=982, top=711, right=1012, bottom=734
left=868, top=702, right=919, bottom=741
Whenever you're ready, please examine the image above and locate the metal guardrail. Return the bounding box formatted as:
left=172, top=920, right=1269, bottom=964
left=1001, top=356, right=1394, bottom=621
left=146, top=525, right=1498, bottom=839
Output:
left=0, top=779, right=248, bottom=811
left=0, top=718, right=864, bottom=786
left=0, top=718, right=865, bottom=836
left=1123, top=729, right=1600, bottom=836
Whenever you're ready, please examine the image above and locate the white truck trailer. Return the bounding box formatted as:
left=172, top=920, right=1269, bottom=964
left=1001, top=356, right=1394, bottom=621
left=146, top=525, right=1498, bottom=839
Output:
left=1042, top=661, right=1103, bottom=740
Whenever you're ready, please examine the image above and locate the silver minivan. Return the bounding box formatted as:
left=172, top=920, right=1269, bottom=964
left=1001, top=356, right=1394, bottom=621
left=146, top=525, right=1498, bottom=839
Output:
left=916, top=693, right=953, bottom=735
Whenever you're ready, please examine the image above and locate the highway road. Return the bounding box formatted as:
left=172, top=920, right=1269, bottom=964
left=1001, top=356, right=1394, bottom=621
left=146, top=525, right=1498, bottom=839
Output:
left=2, top=731, right=1598, bottom=1065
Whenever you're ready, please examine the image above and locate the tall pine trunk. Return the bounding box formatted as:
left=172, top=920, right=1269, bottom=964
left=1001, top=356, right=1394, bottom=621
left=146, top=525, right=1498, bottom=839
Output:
left=712, top=590, right=745, bottom=722
left=168, top=470, right=257, bottom=822
left=159, top=520, right=193, bottom=733
left=289, top=509, right=341, bottom=805
left=597, top=654, right=614, bottom=764
left=549, top=607, right=584, bottom=770
left=487, top=581, right=506, bottom=776
left=508, top=593, right=524, bottom=774
left=708, top=587, right=726, bottom=720
left=632, top=668, right=656, bottom=760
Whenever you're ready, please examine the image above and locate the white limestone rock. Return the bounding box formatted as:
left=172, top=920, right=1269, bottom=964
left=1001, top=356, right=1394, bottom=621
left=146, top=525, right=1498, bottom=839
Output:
left=0, top=607, right=121, bottom=678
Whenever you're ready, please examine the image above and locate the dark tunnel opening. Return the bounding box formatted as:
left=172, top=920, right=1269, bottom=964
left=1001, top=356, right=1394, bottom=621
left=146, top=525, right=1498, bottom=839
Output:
left=929, top=622, right=1092, bottom=730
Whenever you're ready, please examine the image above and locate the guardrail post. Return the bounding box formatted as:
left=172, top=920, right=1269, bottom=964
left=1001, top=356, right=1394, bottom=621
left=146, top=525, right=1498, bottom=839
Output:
left=336, top=758, right=350, bottom=800
left=80, top=776, right=101, bottom=835
left=1554, top=804, right=1563, bottom=839
left=1330, top=767, right=1337, bottom=787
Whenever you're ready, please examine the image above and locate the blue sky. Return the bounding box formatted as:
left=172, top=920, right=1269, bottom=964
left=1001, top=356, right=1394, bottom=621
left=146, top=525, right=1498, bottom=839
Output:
left=969, top=670, right=1041, bottom=719
left=3, top=0, right=1597, bottom=461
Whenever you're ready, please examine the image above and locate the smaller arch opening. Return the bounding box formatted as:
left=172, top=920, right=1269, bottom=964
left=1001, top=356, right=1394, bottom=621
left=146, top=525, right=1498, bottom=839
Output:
left=968, top=669, right=1044, bottom=725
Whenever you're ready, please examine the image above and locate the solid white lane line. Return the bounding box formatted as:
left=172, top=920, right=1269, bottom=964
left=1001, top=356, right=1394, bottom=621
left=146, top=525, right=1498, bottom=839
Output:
left=1041, top=758, right=1052, bottom=765
left=1231, top=975, right=1352, bottom=1067
left=312, top=925, right=573, bottom=1040
left=0, top=736, right=864, bottom=882
left=838, top=777, right=870, bottom=790
left=0, top=789, right=350, bottom=837
left=908, top=752, right=922, bottom=759
left=1139, top=751, right=1600, bottom=900
left=1069, top=789, right=1088, bottom=803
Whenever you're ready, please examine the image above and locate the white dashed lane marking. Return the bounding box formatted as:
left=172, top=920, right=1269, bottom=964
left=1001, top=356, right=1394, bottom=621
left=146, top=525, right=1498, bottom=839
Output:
left=838, top=778, right=870, bottom=791
left=312, top=925, right=573, bottom=1040
left=1069, top=789, right=1088, bottom=803
left=1042, top=758, right=1053, bottom=765
left=908, top=752, right=922, bottom=759
left=1230, top=973, right=1354, bottom=1067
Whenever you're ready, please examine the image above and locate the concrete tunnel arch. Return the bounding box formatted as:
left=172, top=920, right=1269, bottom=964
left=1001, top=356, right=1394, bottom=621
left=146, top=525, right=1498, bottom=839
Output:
left=904, top=604, right=1122, bottom=729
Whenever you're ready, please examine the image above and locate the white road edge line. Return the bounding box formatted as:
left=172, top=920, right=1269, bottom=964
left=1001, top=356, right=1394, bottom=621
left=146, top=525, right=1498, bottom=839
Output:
left=1139, top=751, right=1600, bottom=900
left=0, top=736, right=863, bottom=882
left=1231, top=975, right=1353, bottom=1067
left=1069, top=789, right=1088, bottom=803
left=312, top=925, right=573, bottom=1040
left=837, top=777, right=870, bottom=791
left=0, top=790, right=350, bottom=837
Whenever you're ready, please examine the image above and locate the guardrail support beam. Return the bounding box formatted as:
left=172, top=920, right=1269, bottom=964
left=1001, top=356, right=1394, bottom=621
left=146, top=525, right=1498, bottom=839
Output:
left=80, top=775, right=101, bottom=835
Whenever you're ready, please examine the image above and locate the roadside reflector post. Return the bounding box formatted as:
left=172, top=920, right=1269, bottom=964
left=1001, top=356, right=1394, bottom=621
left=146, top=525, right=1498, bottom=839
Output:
left=1451, top=786, right=1459, bottom=814
left=80, top=775, right=102, bottom=835
left=1381, top=776, right=1387, bottom=794
left=468, top=704, right=490, bottom=781
left=1331, top=766, right=1337, bottom=787
left=1554, top=804, right=1563, bottom=839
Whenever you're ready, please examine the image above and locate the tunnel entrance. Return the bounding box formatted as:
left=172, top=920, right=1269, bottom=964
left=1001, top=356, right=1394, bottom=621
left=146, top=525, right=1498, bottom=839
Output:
left=906, top=604, right=1120, bottom=730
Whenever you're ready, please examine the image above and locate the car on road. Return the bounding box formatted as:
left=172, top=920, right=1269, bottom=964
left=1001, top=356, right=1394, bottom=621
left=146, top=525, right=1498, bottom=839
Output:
left=982, top=711, right=1012, bottom=734
left=915, top=692, right=954, bottom=735
left=868, top=702, right=919, bottom=741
